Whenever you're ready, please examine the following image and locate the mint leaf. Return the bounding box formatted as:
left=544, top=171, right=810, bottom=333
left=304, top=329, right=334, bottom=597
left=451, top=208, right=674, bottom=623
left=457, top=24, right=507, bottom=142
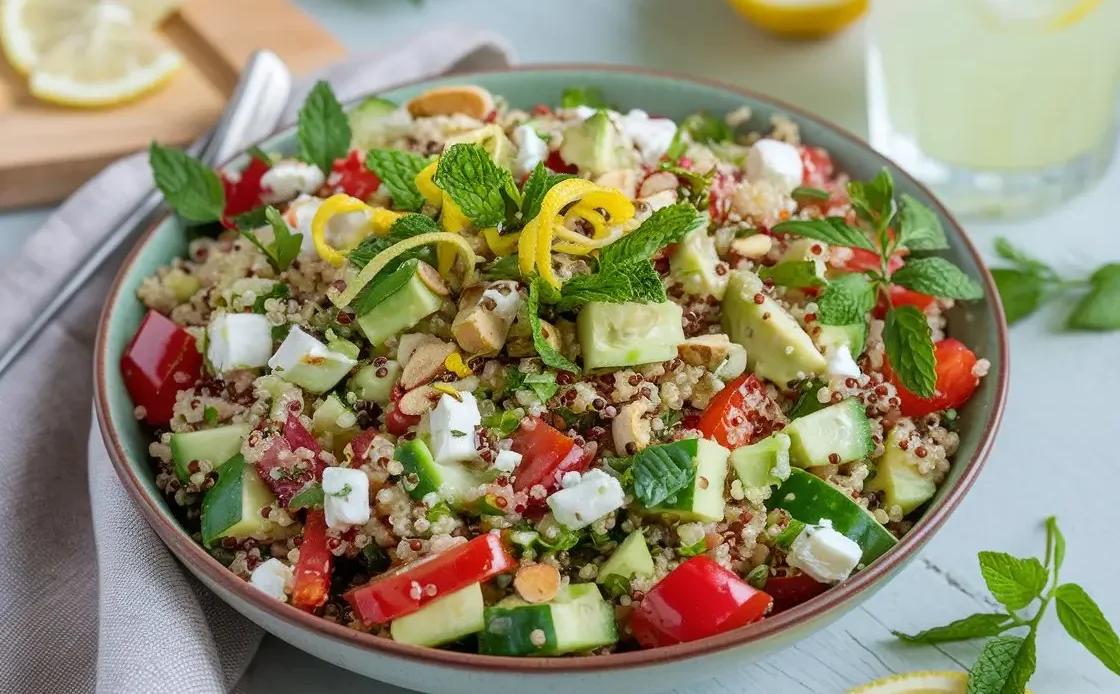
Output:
left=434, top=143, right=517, bottom=227
left=847, top=168, right=894, bottom=227
left=231, top=206, right=268, bottom=231
left=1046, top=516, right=1066, bottom=572
left=659, top=164, right=715, bottom=209
left=978, top=551, right=1048, bottom=611
left=149, top=142, right=225, bottom=223
left=347, top=213, right=440, bottom=269
left=242, top=206, right=302, bottom=272
left=995, top=238, right=1054, bottom=277
left=892, top=257, right=984, bottom=300
left=817, top=273, right=877, bottom=325
left=771, top=217, right=876, bottom=252
left=894, top=613, right=1012, bottom=645
left=289, top=483, right=324, bottom=511
left=365, top=149, right=430, bottom=211
left=482, top=408, right=524, bottom=437
left=519, top=162, right=575, bottom=223
left=252, top=283, right=290, bottom=313
left=992, top=269, right=1047, bottom=325
left=599, top=203, right=702, bottom=266
left=1068, top=264, right=1120, bottom=330
left=561, top=86, right=607, bottom=109
left=883, top=305, right=937, bottom=398
left=353, top=258, right=420, bottom=315
left=626, top=440, right=697, bottom=508
left=528, top=278, right=580, bottom=373
left=680, top=111, right=732, bottom=145
left=298, top=81, right=351, bottom=174
left=792, top=186, right=831, bottom=201
left=483, top=254, right=522, bottom=281
left=1054, top=583, right=1120, bottom=676
left=759, top=261, right=827, bottom=289
left=522, top=372, right=559, bottom=403
left=967, top=634, right=1036, bottom=694
left=898, top=194, right=948, bottom=251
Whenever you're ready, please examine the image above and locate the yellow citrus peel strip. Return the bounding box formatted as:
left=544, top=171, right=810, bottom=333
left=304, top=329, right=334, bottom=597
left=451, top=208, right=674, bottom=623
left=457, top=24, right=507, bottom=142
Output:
left=311, top=194, right=402, bottom=267
left=330, top=232, right=477, bottom=308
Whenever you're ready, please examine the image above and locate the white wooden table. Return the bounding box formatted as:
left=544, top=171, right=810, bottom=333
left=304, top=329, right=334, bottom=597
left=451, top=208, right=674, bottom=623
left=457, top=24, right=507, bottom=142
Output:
left=4, top=1, right=1117, bottom=691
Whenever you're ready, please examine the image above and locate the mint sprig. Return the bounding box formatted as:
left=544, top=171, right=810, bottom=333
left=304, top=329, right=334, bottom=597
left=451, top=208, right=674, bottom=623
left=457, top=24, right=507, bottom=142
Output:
left=527, top=278, right=580, bottom=374
left=770, top=218, right=876, bottom=251
left=433, top=143, right=518, bottom=228
left=364, top=149, right=430, bottom=211
left=241, top=206, right=302, bottom=272
left=895, top=516, right=1120, bottom=693
left=892, top=257, right=984, bottom=300
left=519, top=162, right=575, bottom=223
left=148, top=142, right=225, bottom=223
left=623, top=440, right=697, bottom=508
left=883, top=305, right=937, bottom=398
left=297, top=81, right=351, bottom=174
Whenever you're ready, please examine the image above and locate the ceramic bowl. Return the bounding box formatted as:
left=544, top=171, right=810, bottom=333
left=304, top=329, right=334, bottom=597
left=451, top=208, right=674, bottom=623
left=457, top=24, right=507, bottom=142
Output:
left=94, top=66, right=1008, bottom=694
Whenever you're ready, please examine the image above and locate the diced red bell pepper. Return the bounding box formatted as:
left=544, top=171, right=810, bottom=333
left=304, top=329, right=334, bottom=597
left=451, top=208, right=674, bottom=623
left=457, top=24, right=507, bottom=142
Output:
left=799, top=146, right=833, bottom=188
left=763, top=572, right=829, bottom=614
left=290, top=509, right=333, bottom=611
left=221, top=156, right=271, bottom=226
left=545, top=150, right=578, bottom=174
left=344, top=533, right=516, bottom=625
left=696, top=374, right=785, bottom=450
left=510, top=416, right=590, bottom=494
left=120, top=310, right=203, bottom=426
left=255, top=413, right=326, bottom=506
left=883, top=338, right=981, bottom=417
left=328, top=150, right=381, bottom=201
left=346, top=429, right=379, bottom=465
left=630, top=556, right=773, bottom=648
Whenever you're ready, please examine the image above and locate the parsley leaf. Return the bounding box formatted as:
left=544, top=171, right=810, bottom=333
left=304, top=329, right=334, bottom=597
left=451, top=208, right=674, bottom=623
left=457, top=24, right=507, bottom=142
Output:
left=561, top=86, right=607, bottom=109
left=759, top=261, right=827, bottom=289
left=897, top=194, right=948, bottom=251
left=242, top=206, right=303, bottom=272
left=978, top=552, right=1049, bottom=611
left=528, top=278, right=580, bottom=373
left=847, top=168, right=895, bottom=227
left=1053, top=583, right=1120, bottom=676
left=883, top=305, right=937, bottom=398
left=892, top=257, right=984, bottom=300
left=626, top=440, right=697, bottom=508
left=1068, top=264, right=1120, bottom=330
left=520, top=372, right=559, bottom=403
left=289, top=483, right=325, bottom=511
left=519, top=162, right=575, bottom=223
left=297, top=81, right=351, bottom=174
left=816, top=273, right=877, bottom=325
left=968, top=634, right=1035, bottom=694
left=434, top=143, right=517, bottom=227
left=148, top=142, right=225, bottom=223
left=894, top=614, right=1013, bottom=645
left=680, top=111, right=732, bottom=144
left=365, top=149, right=430, bottom=211
left=771, top=217, right=876, bottom=252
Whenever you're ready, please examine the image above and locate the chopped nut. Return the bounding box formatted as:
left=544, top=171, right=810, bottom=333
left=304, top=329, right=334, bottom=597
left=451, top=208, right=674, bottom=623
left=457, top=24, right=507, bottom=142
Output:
left=731, top=234, right=773, bottom=259
left=613, top=400, right=651, bottom=455
left=452, top=281, right=520, bottom=355
left=416, top=261, right=450, bottom=296
left=513, top=563, right=562, bottom=604
left=678, top=334, right=734, bottom=370
left=397, top=385, right=440, bottom=416
left=638, top=170, right=678, bottom=198
left=594, top=169, right=640, bottom=199
left=406, top=85, right=495, bottom=120
left=400, top=340, right=456, bottom=390
left=397, top=333, right=443, bottom=366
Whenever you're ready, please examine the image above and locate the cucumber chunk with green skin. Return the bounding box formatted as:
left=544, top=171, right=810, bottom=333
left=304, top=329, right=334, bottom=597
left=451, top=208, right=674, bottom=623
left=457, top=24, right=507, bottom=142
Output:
left=815, top=323, right=868, bottom=359
left=648, top=438, right=730, bottom=522
left=356, top=270, right=445, bottom=347
left=170, top=424, right=250, bottom=482
left=597, top=530, right=655, bottom=586
left=348, top=360, right=401, bottom=405
left=348, top=97, right=400, bottom=150
left=730, top=432, right=792, bottom=498
left=201, top=455, right=280, bottom=547
left=390, top=583, right=485, bottom=647
left=394, top=439, right=484, bottom=508
left=479, top=584, right=618, bottom=656
left=865, top=426, right=937, bottom=514
left=784, top=398, right=873, bottom=468
left=578, top=301, right=686, bottom=370
left=559, top=110, right=631, bottom=176
left=767, top=468, right=898, bottom=564
left=779, top=238, right=828, bottom=280
left=312, top=394, right=358, bottom=437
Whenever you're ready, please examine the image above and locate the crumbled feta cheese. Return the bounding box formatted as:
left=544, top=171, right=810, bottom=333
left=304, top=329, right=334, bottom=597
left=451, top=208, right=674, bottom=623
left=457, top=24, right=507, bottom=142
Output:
left=261, top=160, right=325, bottom=203
left=249, top=558, right=292, bottom=601
left=207, top=312, right=273, bottom=372
left=429, top=393, right=482, bottom=465
left=746, top=138, right=804, bottom=193
left=572, top=105, right=598, bottom=121
left=512, top=125, right=549, bottom=178
left=482, top=287, right=522, bottom=322
left=322, top=467, right=371, bottom=529
left=547, top=469, right=624, bottom=530
left=618, top=109, right=677, bottom=164
left=826, top=344, right=862, bottom=379
left=493, top=449, right=522, bottom=474
left=560, top=471, right=583, bottom=489
left=267, top=326, right=357, bottom=383
left=786, top=519, right=862, bottom=583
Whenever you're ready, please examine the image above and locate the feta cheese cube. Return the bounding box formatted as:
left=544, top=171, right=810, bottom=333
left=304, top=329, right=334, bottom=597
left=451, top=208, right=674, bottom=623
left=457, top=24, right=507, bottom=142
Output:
left=560, top=471, right=583, bottom=489
left=249, top=558, right=293, bottom=601
left=547, top=469, right=624, bottom=530
left=481, top=286, right=522, bottom=322
left=428, top=393, right=482, bottom=465
left=512, top=125, right=549, bottom=178
left=619, top=109, right=678, bottom=164
left=826, top=344, right=862, bottom=379
left=493, top=449, right=522, bottom=474
left=746, top=138, right=804, bottom=194
left=261, top=160, right=326, bottom=203
left=207, top=312, right=273, bottom=372
left=786, top=520, right=862, bottom=583
left=267, top=326, right=357, bottom=394
left=322, top=467, right=371, bottom=529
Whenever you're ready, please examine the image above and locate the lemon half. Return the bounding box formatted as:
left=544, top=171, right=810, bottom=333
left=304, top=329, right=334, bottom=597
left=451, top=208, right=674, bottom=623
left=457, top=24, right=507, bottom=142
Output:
left=726, top=0, right=868, bottom=39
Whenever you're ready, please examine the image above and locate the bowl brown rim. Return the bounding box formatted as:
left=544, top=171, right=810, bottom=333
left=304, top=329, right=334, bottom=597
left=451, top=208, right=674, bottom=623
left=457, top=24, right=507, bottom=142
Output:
left=94, top=63, right=1009, bottom=674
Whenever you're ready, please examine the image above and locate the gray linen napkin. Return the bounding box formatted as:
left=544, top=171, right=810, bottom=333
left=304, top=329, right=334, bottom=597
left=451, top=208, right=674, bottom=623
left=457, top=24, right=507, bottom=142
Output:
left=0, top=27, right=513, bottom=694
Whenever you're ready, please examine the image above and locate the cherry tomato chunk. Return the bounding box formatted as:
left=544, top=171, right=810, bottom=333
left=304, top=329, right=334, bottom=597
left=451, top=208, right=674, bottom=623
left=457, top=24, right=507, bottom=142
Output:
left=696, top=374, right=784, bottom=450
left=291, top=510, right=333, bottom=611
left=120, top=310, right=203, bottom=426
left=329, top=150, right=381, bottom=200
left=883, top=338, right=981, bottom=417
left=221, top=156, right=271, bottom=226
left=510, top=416, right=590, bottom=494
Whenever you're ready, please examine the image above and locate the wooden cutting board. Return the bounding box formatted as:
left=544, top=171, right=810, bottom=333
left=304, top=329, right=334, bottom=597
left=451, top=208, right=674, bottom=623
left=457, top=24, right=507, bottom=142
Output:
left=0, top=0, right=346, bottom=209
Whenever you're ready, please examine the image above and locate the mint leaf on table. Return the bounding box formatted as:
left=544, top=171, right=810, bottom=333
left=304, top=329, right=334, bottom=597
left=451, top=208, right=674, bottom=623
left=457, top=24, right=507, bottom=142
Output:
left=528, top=278, right=580, bottom=374
left=560, top=86, right=607, bottom=109
left=1046, top=515, right=1066, bottom=572
left=241, top=206, right=303, bottom=272
left=897, top=194, right=948, bottom=251
left=298, top=80, right=351, bottom=174
left=519, top=162, right=575, bottom=223
left=759, top=261, right=827, bottom=289
left=625, top=441, right=697, bottom=508
left=968, top=634, right=1036, bottom=694
left=894, top=613, right=1013, bottom=645
left=978, top=551, right=1049, bottom=611
left=771, top=217, right=876, bottom=252
left=892, top=257, right=984, bottom=300
left=148, top=142, right=225, bottom=223
left=883, top=305, right=937, bottom=398
left=792, top=186, right=831, bottom=201
left=995, top=237, right=1053, bottom=276
left=365, top=149, right=430, bottom=211
left=847, top=168, right=895, bottom=227
left=434, top=143, right=518, bottom=227
left=679, top=111, right=733, bottom=145
left=1068, top=264, right=1120, bottom=330
left=991, top=269, right=1047, bottom=325
left=816, top=273, right=877, bottom=325
left=1054, top=584, right=1120, bottom=675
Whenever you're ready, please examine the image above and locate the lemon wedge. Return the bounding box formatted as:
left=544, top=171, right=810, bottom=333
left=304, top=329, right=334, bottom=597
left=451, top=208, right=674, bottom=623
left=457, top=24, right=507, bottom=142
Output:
left=975, top=0, right=1100, bottom=30
left=1, top=0, right=182, bottom=107
left=845, top=671, right=1034, bottom=694
left=725, top=0, right=868, bottom=39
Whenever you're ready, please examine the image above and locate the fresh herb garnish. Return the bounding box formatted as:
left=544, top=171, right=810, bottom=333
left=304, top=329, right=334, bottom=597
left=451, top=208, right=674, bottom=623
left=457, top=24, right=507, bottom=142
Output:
left=519, top=162, right=575, bottom=225
left=231, top=206, right=268, bottom=231
left=678, top=537, right=708, bottom=557
left=679, top=111, right=733, bottom=145
left=510, top=371, right=559, bottom=403
left=450, top=430, right=468, bottom=438
left=361, top=543, right=390, bottom=573
left=746, top=564, right=769, bottom=589
left=758, top=261, right=827, bottom=289
left=527, top=278, right=581, bottom=373
left=600, top=573, right=632, bottom=599
left=792, top=186, right=831, bottom=201
left=148, top=142, right=226, bottom=223
left=252, top=283, right=291, bottom=314
left=433, top=143, right=519, bottom=228
left=347, top=213, right=440, bottom=269
left=203, top=406, right=219, bottom=426
left=364, top=149, right=430, bottom=211
left=895, top=517, right=1120, bottom=692
left=786, top=379, right=827, bottom=419
left=289, top=483, right=325, bottom=510
left=483, top=254, right=522, bottom=281
left=482, top=408, right=524, bottom=437
left=427, top=501, right=453, bottom=522
left=297, top=81, right=351, bottom=174
left=560, top=86, right=607, bottom=109
left=240, top=206, right=303, bottom=272
left=327, top=483, right=353, bottom=499
left=774, top=519, right=807, bottom=551
left=623, top=440, right=697, bottom=509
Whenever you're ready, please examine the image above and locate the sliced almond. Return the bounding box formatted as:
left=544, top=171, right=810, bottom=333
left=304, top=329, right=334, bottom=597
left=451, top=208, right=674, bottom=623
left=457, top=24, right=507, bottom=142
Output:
left=594, top=169, right=640, bottom=199
left=407, top=85, right=495, bottom=120
left=638, top=170, right=679, bottom=198
left=613, top=400, right=651, bottom=455
left=678, top=334, right=734, bottom=370
left=452, top=307, right=509, bottom=355
left=513, top=563, right=562, bottom=604
left=416, top=261, right=450, bottom=297
left=400, top=340, right=456, bottom=390
left=397, top=385, right=439, bottom=416
left=397, top=333, right=442, bottom=366
left=731, top=234, right=773, bottom=259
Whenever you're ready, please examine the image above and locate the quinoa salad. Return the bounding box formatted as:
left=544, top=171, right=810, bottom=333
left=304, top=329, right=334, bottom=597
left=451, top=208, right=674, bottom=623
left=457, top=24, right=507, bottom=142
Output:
left=123, top=82, right=989, bottom=655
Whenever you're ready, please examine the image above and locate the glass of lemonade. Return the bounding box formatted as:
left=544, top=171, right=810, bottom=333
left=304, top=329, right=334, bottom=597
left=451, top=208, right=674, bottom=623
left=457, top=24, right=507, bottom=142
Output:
left=866, top=0, right=1120, bottom=218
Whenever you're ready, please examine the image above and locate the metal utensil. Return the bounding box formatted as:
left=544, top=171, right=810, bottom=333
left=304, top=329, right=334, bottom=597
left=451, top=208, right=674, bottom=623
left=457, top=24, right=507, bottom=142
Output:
left=0, top=50, right=293, bottom=379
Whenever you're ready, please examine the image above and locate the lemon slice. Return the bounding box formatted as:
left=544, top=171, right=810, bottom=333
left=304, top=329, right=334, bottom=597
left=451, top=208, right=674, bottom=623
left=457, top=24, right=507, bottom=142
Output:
left=845, top=671, right=1034, bottom=694
left=725, top=0, right=868, bottom=39
left=976, top=0, right=1101, bottom=30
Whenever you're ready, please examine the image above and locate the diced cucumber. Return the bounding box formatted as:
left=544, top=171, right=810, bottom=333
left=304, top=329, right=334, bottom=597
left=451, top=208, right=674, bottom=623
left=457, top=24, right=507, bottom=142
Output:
left=256, top=375, right=304, bottom=423
left=784, top=398, right=873, bottom=468
left=201, top=455, right=281, bottom=547
left=394, top=439, right=484, bottom=509
left=779, top=238, right=827, bottom=280
left=577, top=301, right=685, bottom=370
left=479, top=584, right=618, bottom=656
left=348, top=97, right=401, bottom=150
left=312, top=394, right=360, bottom=454
left=348, top=360, right=401, bottom=405
left=597, top=530, right=654, bottom=585
left=356, top=270, right=445, bottom=347
left=670, top=226, right=728, bottom=299
left=865, top=425, right=937, bottom=514
left=730, top=432, right=791, bottom=498
left=648, top=438, right=730, bottom=522
left=170, top=424, right=250, bottom=482
left=390, top=583, right=485, bottom=647
left=767, top=468, right=898, bottom=564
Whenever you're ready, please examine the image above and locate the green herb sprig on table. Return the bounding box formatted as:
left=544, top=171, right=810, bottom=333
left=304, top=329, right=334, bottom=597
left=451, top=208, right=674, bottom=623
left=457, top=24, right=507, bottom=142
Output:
left=991, top=238, right=1120, bottom=330
left=895, top=517, right=1120, bottom=693
left=772, top=169, right=984, bottom=398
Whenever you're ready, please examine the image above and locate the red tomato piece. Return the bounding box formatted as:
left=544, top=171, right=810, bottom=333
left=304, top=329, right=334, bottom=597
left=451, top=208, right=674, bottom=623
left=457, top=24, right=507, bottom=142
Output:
left=291, top=510, right=333, bottom=611
left=696, top=374, right=784, bottom=450
left=254, top=414, right=326, bottom=506
left=344, top=533, right=516, bottom=625
left=221, top=156, right=271, bottom=226
left=545, top=150, right=578, bottom=174
left=764, top=572, right=829, bottom=614
left=799, top=146, right=834, bottom=188
left=384, top=406, right=420, bottom=436
left=883, top=338, right=981, bottom=417
left=707, top=170, right=737, bottom=224
left=328, top=150, right=381, bottom=200
left=510, top=416, right=590, bottom=494
left=871, top=285, right=938, bottom=319
left=630, top=556, right=772, bottom=648
left=120, top=310, right=203, bottom=426
left=346, top=429, right=379, bottom=465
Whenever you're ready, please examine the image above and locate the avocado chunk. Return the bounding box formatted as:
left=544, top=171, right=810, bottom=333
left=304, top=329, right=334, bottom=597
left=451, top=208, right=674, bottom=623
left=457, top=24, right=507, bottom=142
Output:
left=445, top=124, right=516, bottom=172
left=670, top=225, right=728, bottom=299
left=815, top=323, right=868, bottom=359
left=597, top=530, right=655, bottom=588
left=348, top=359, right=402, bottom=405
left=356, top=264, right=446, bottom=347
left=394, top=439, right=485, bottom=509
left=730, top=432, right=792, bottom=501
left=559, top=111, right=631, bottom=176
left=784, top=398, right=874, bottom=468
left=779, top=238, right=828, bottom=281
left=201, top=455, right=283, bottom=547
left=390, top=583, right=485, bottom=647
left=577, top=301, right=685, bottom=370
left=865, top=425, right=937, bottom=514
left=647, top=438, right=730, bottom=522
left=722, top=270, right=826, bottom=387
left=170, top=424, right=250, bottom=482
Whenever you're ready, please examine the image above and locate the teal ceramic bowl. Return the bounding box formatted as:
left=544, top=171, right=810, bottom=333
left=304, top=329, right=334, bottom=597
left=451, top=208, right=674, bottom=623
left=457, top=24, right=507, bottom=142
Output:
left=94, top=66, right=1008, bottom=694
